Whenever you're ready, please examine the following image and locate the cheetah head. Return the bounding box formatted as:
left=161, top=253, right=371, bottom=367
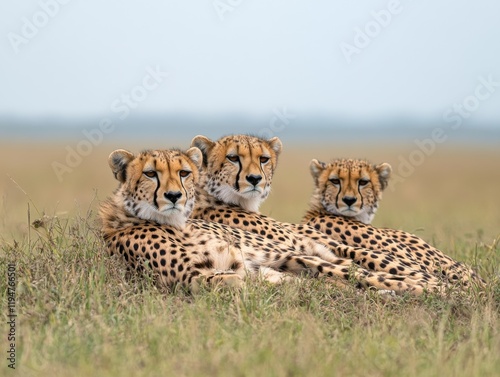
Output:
left=309, top=158, right=391, bottom=224
left=108, top=147, right=203, bottom=228
left=191, top=134, right=282, bottom=213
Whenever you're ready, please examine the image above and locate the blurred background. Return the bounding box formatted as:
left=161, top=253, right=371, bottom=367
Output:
left=1, top=1, right=499, bottom=246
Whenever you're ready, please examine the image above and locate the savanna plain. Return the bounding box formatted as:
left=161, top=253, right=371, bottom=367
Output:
left=1, top=139, right=499, bottom=377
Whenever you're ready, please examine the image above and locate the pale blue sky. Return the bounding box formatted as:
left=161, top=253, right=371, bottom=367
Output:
left=1, top=0, right=499, bottom=124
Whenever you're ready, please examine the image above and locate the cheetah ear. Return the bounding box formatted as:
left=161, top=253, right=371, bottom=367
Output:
left=310, top=159, right=326, bottom=180
left=267, top=137, right=283, bottom=155
left=108, top=149, right=134, bottom=183
left=186, top=147, right=203, bottom=170
left=375, top=163, right=392, bottom=190
left=191, top=135, right=215, bottom=167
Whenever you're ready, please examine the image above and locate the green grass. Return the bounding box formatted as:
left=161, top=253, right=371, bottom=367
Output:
left=2, top=211, right=499, bottom=377
left=1, top=142, right=500, bottom=376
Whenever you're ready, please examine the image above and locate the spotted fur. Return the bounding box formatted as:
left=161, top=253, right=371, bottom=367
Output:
left=193, top=134, right=281, bottom=213
left=304, top=158, right=485, bottom=287
left=100, top=147, right=437, bottom=294
left=310, top=158, right=390, bottom=224
left=191, top=135, right=450, bottom=294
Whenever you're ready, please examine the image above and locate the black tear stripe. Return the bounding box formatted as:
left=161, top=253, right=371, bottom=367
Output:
left=335, top=182, right=342, bottom=209
left=235, top=161, right=242, bottom=191
left=153, top=177, right=160, bottom=209
left=151, top=158, right=160, bottom=209
left=357, top=183, right=364, bottom=210
left=355, top=166, right=363, bottom=209
left=234, top=144, right=242, bottom=191
left=180, top=172, right=187, bottom=196
left=259, top=146, right=266, bottom=179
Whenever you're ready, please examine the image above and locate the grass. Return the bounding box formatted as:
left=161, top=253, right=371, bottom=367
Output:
left=1, top=141, right=500, bottom=376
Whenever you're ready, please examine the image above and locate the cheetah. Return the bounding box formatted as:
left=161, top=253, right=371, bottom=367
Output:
left=307, top=158, right=391, bottom=225
left=100, top=147, right=434, bottom=294
left=303, top=158, right=485, bottom=286
left=190, top=134, right=448, bottom=291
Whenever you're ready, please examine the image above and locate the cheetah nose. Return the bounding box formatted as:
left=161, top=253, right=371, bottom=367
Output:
left=165, top=191, right=182, bottom=204
left=246, top=174, right=262, bottom=186
left=342, top=196, right=357, bottom=207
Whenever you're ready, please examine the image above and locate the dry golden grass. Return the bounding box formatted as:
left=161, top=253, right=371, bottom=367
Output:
left=1, top=139, right=499, bottom=267
left=2, top=141, right=499, bottom=237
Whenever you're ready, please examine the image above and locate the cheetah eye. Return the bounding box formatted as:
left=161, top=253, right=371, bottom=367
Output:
left=143, top=171, right=157, bottom=178
left=329, top=178, right=340, bottom=185
left=358, top=179, right=370, bottom=186
left=226, top=155, right=239, bottom=163
left=260, top=156, right=270, bottom=164
left=179, top=170, right=191, bottom=178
